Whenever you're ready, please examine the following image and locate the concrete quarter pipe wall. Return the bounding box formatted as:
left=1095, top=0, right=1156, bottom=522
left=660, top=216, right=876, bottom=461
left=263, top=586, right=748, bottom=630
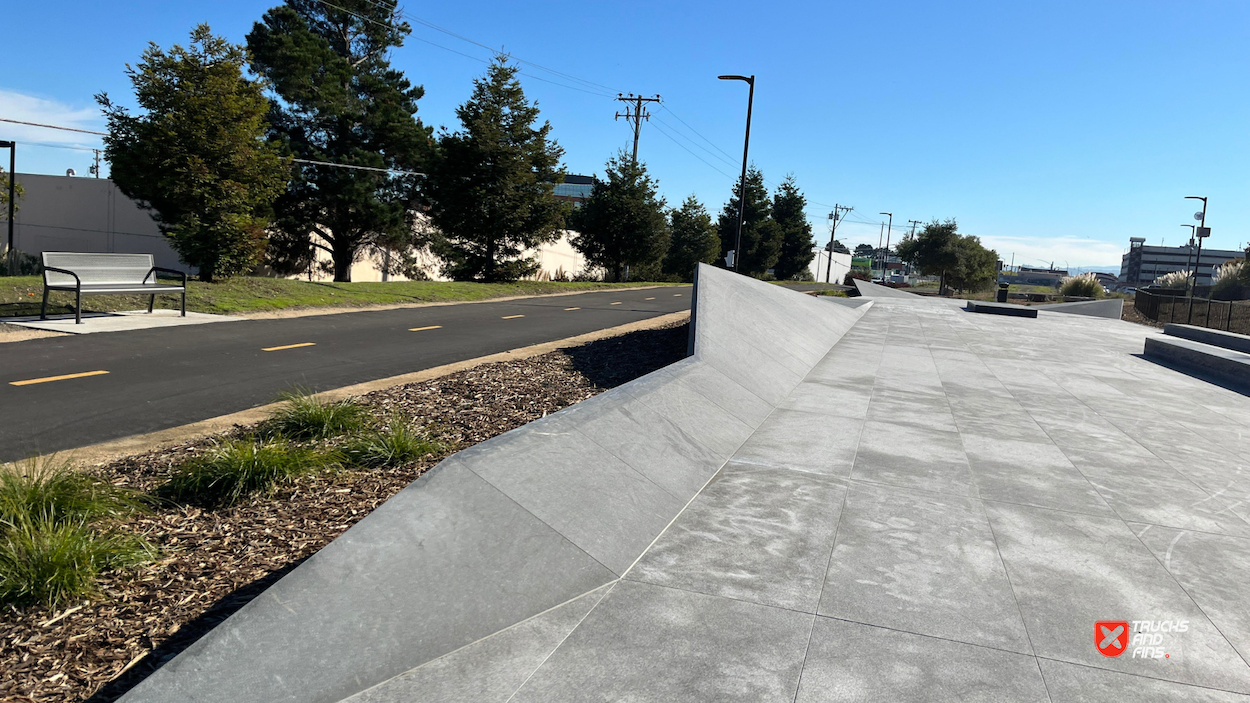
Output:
left=119, top=264, right=870, bottom=703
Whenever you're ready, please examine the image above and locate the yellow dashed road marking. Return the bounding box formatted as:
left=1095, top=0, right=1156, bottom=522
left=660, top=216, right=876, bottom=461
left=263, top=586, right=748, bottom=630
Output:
left=11, top=370, right=110, bottom=386
left=564, top=307, right=581, bottom=311
left=502, top=314, right=525, bottom=319
left=610, top=301, right=622, bottom=305
left=673, top=293, right=682, bottom=296
left=409, top=325, right=442, bottom=332
left=645, top=297, right=656, bottom=300
left=263, top=342, right=316, bottom=352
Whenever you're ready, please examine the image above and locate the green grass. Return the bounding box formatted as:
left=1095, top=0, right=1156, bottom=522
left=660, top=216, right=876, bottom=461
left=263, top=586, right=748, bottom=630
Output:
left=0, top=517, right=155, bottom=609
left=163, top=436, right=334, bottom=508
left=341, top=417, right=449, bottom=468
left=268, top=391, right=368, bottom=440
left=0, top=275, right=679, bottom=317
left=0, top=456, right=154, bottom=608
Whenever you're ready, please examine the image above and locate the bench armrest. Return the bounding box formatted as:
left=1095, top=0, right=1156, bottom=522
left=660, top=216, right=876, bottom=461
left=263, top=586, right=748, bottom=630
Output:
left=43, top=266, right=81, bottom=289
left=145, top=267, right=188, bottom=287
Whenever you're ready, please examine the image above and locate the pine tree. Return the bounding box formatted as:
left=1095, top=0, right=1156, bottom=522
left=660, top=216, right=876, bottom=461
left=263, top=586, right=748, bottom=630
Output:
left=771, top=175, right=815, bottom=280
left=247, top=0, right=431, bottom=282
left=97, top=26, right=289, bottom=282
left=424, top=59, right=568, bottom=281
left=570, top=153, right=668, bottom=282
left=664, top=195, right=719, bottom=282
left=717, top=167, right=781, bottom=276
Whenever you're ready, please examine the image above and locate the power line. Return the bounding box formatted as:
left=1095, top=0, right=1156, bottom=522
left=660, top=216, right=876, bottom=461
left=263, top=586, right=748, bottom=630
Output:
left=651, top=115, right=739, bottom=171
left=292, top=158, right=424, bottom=176
left=657, top=104, right=739, bottom=164
left=0, top=118, right=106, bottom=136
left=649, top=121, right=737, bottom=181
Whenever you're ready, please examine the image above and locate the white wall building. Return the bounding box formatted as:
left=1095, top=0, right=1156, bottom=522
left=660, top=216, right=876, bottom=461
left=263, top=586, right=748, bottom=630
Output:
left=809, top=248, right=852, bottom=284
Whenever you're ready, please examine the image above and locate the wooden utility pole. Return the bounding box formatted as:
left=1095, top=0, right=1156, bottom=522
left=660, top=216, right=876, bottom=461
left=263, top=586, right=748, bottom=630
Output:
left=825, top=204, right=853, bottom=283
left=615, top=93, right=661, bottom=164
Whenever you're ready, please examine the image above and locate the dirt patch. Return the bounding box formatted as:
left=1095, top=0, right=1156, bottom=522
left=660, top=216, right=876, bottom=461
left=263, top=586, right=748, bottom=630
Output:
left=1121, top=301, right=1164, bottom=329
left=0, top=322, right=66, bottom=344
left=0, top=322, right=689, bottom=703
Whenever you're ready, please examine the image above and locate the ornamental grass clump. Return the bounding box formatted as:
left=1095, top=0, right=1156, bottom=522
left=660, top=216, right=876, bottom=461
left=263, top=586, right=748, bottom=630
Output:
left=1059, top=272, right=1103, bottom=298
left=164, top=436, right=334, bottom=508
left=341, top=416, right=448, bottom=468
left=0, top=456, right=154, bottom=608
left=268, top=389, right=367, bottom=440
left=1212, top=259, right=1250, bottom=298
left=1153, top=270, right=1191, bottom=290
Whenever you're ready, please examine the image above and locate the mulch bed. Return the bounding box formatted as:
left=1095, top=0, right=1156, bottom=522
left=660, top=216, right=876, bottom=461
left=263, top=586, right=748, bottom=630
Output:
left=1121, top=301, right=1164, bottom=328
left=1, top=322, right=689, bottom=703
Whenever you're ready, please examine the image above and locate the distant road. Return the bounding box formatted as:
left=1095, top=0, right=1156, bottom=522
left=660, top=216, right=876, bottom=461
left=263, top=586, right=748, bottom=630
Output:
left=0, top=286, right=691, bottom=462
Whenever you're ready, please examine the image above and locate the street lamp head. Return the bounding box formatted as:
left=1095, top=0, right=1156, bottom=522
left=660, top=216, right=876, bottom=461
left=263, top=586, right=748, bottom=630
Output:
left=879, top=212, right=892, bottom=217
left=718, top=75, right=753, bottom=84
left=0, top=141, right=12, bottom=148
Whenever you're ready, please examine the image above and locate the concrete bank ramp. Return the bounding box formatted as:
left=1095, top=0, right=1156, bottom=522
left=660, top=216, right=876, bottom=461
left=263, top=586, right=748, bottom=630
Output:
left=852, top=279, right=921, bottom=298
left=1041, top=297, right=1124, bottom=319
left=119, top=264, right=871, bottom=703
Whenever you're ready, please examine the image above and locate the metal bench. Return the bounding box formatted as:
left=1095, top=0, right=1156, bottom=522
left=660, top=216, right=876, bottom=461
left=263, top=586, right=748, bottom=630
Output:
left=41, top=252, right=187, bottom=324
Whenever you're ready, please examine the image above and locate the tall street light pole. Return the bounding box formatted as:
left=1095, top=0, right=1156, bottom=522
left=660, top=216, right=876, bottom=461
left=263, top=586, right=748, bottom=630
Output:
left=1, top=141, right=14, bottom=276
left=719, top=74, right=754, bottom=273
left=880, top=212, right=893, bottom=281
left=1185, top=196, right=1208, bottom=297
left=1180, top=224, right=1196, bottom=284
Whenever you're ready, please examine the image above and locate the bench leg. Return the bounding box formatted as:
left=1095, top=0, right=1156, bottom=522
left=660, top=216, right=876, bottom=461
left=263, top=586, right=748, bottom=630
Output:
left=181, top=292, right=186, bottom=317
left=40, top=288, right=50, bottom=320
left=75, top=289, right=82, bottom=324
left=148, top=294, right=156, bottom=314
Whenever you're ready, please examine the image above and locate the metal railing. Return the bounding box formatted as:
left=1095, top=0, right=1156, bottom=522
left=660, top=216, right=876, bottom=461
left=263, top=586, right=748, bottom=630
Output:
left=1135, top=289, right=1250, bottom=335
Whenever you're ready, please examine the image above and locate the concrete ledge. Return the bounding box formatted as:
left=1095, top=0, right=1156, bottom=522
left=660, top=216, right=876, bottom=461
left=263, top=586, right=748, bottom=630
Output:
left=1043, top=298, right=1124, bottom=319
left=965, top=301, right=1038, bottom=318
left=119, top=265, right=869, bottom=703
left=1164, top=323, right=1250, bottom=354
left=1144, top=336, right=1250, bottom=392
left=852, top=279, right=921, bottom=298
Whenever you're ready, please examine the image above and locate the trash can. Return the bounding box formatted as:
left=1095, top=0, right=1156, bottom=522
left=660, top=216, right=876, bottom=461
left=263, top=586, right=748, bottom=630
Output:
left=996, top=283, right=1009, bottom=303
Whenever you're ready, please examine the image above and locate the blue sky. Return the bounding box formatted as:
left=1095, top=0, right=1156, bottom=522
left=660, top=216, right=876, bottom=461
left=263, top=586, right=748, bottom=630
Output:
left=4, top=0, right=1249, bottom=269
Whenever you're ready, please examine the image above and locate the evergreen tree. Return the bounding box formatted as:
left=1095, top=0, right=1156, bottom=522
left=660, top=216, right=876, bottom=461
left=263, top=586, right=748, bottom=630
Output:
left=897, top=218, right=961, bottom=293
left=569, top=153, right=667, bottom=282
left=98, top=26, right=289, bottom=282
left=946, top=234, right=999, bottom=292
left=664, top=195, right=720, bottom=281
left=828, top=239, right=850, bottom=254
left=853, top=243, right=876, bottom=258
left=717, top=167, right=781, bottom=276
left=424, top=59, right=568, bottom=281
left=248, top=0, right=431, bottom=282
left=771, top=175, right=815, bottom=280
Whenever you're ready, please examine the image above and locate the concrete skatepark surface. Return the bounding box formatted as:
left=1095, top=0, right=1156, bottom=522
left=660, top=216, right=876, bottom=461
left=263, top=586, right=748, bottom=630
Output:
left=122, top=266, right=1250, bottom=702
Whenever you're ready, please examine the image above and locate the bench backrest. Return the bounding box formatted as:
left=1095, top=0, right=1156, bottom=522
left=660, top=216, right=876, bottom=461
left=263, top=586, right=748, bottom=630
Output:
left=43, top=252, right=156, bottom=286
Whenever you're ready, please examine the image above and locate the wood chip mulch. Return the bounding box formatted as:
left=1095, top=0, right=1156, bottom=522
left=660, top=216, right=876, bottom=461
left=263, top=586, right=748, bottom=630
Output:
left=1, top=321, right=689, bottom=703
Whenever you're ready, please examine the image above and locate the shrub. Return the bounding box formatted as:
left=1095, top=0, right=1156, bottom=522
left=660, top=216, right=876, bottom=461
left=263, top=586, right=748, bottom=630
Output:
left=0, top=456, right=149, bottom=528
left=341, top=417, right=447, bottom=468
left=1059, top=272, right=1103, bottom=298
left=1212, top=259, right=1250, bottom=299
left=268, top=390, right=367, bottom=440
left=164, top=437, right=333, bottom=507
left=0, top=457, right=154, bottom=608
left=1153, top=270, right=1191, bottom=290
left=0, top=518, right=155, bottom=608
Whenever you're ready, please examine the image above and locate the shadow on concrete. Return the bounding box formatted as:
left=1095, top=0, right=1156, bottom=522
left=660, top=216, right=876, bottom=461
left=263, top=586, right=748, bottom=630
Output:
left=562, top=322, right=691, bottom=389
left=85, top=558, right=311, bottom=703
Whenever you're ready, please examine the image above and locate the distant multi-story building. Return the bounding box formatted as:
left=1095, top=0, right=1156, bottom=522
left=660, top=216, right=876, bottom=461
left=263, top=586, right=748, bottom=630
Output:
left=1119, top=237, right=1245, bottom=286
left=552, top=175, right=594, bottom=205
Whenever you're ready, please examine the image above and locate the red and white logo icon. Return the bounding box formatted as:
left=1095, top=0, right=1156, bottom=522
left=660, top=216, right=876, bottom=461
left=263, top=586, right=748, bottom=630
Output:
left=1097, top=621, right=1129, bottom=658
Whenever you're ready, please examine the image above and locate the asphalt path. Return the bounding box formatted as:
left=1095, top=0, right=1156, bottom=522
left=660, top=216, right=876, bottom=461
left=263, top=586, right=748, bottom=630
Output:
left=0, top=286, right=691, bottom=462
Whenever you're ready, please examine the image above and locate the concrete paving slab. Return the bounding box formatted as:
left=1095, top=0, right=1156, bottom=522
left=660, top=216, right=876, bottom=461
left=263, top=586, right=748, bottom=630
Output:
left=509, top=580, right=811, bottom=703
left=458, top=413, right=685, bottom=575
left=628, top=462, right=846, bottom=612
left=1134, top=526, right=1250, bottom=664
left=121, top=459, right=617, bottom=703
left=2, top=308, right=240, bottom=334
left=794, top=618, right=1049, bottom=703
left=1077, top=455, right=1250, bottom=537
left=345, top=584, right=613, bottom=703
left=984, top=501, right=1250, bottom=692
left=732, top=409, right=862, bottom=475
left=960, top=434, right=1115, bottom=517
left=850, top=420, right=979, bottom=496
left=820, top=481, right=1032, bottom=653
left=1038, top=658, right=1250, bottom=702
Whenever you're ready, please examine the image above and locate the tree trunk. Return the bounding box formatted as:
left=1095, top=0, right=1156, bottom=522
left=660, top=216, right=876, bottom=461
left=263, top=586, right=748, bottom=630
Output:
left=485, top=236, right=497, bottom=282
left=332, top=247, right=353, bottom=282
